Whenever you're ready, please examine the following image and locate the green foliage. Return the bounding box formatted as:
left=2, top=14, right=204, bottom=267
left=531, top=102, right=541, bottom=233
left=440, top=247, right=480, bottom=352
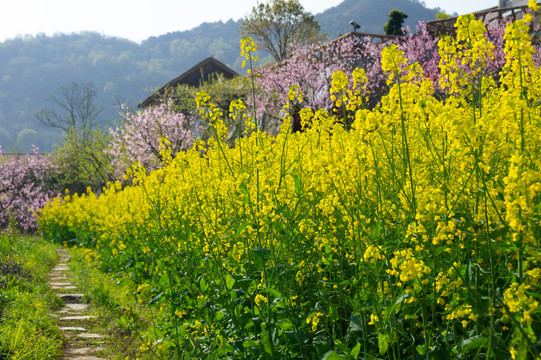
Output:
left=0, top=233, right=63, bottom=359
left=384, top=9, right=409, bottom=35
left=39, top=15, right=541, bottom=358
left=54, top=127, right=114, bottom=194
left=241, top=0, right=325, bottom=62
left=436, top=11, right=451, bottom=20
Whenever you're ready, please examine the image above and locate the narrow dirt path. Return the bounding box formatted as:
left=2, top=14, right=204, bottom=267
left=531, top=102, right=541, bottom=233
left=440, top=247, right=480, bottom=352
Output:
left=48, top=248, right=107, bottom=360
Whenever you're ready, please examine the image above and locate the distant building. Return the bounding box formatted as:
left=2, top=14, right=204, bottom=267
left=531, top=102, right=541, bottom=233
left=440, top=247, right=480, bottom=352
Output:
left=426, top=0, right=538, bottom=36
left=140, top=57, right=238, bottom=108
left=499, top=0, right=528, bottom=7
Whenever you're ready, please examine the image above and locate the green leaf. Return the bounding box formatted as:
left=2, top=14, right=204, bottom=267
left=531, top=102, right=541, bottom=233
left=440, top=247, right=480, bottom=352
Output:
left=243, top=339, right=259, bottom=348
left=215, top=310, right=226, bottom=321
left=148, top=292, right=163, bottom=306
left=328, top=303, right=339, bottom=322
left=321, top=350, right=347, bottom=360
left=276, top=318, right=293, bottom=330
left=461, top=336, right=487, bottom=355
left=524, top=289, right=541, bottom=298
left=351, top=343, right=361, bottom=359
left=253, top=248, right=272, bottom=270
left=265, top=287, right=282, bottom=298
left=416, top=344, right=426, bottom=355
left=350, top=313, right=363, bottom=333
left=293, top=172, right=303, bottom=196
left=225, top=275, right=235, bottom=290
left=369, top=222, right=381, bottom=241
left=240, top=184, right=251, bottom=205
left=235, top=277, right=253, bottom=291
left=260, top=329, right=274, bottom=359
left=378, top=330, right=390, bottom=356
left=235, top=222, right=252, bottom=237
left=199, top=277, right=208, bottom=292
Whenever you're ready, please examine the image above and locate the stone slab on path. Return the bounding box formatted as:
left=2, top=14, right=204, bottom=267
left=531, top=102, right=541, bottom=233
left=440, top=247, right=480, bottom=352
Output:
left=52, top=285, right=78, bottom=291
left=60, top=315, right=97, bottom=321
left=57, top=293, right=85, bottom=303
left=51, top=265, right=69, bottom=271
left=71, top=333, right=105, bottom=340
left=64, top=347, right=106, bottom=356
left=59, top=326, right=87, bottom=332
left=64, top=303, right=91, bottom=311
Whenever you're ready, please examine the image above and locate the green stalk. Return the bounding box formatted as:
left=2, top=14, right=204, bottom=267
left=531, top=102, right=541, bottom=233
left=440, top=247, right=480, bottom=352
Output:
left=393, top=60, right=417, bottom=215
left=248, top=53, right=258, bottom=133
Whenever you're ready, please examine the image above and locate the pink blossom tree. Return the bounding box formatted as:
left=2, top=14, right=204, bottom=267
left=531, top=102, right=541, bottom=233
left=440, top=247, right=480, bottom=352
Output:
left=108, top=101, right=199, bottom=179
left=0, top=146, right=61, bottom=232
left=253, top=35, right=387, bottom=123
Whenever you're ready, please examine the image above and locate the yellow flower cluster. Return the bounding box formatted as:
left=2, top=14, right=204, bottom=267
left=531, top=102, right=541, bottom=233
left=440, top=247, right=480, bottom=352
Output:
left=38, top=16, right=541, bottom=358
left=329, top=67, right=369, bottom=113
left=254, top=294, right=268, bottom=307
left=444, top=304, right=478, bottom=328
left=240, top=37, right=259, bottom=72
left=504, top=282, right=539, bottom=324
left=306, top=312, right=325, bottom=332
left=386, top=248, right=431, bottom=283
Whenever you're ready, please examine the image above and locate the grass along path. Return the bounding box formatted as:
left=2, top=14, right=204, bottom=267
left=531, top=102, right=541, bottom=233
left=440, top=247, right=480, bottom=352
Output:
left=0, top=233, right=62, bottom=359
left=1, top=233, right=150, bottom=359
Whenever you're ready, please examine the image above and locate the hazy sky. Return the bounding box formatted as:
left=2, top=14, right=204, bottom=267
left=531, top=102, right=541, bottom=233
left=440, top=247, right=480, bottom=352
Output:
left=0, top=0, right=500, bottom=43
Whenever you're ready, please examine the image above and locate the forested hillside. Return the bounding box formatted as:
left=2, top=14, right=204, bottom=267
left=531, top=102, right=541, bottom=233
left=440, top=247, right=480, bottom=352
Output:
left=0, top=0, right=440, bottom=152
left=0, top=20, right=242, bottom=152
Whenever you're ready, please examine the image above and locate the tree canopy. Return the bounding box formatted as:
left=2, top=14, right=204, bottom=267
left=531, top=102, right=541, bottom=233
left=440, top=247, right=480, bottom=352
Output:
left=384, top=9, right=409, bottom=35
left=241, top=0, right=325, bottom=62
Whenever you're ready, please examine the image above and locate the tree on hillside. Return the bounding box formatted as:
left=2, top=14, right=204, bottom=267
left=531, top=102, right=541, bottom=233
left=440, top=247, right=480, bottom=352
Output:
left=384, top=9, right=409, bottom=35
left=241, top=0, right=325, bottom=62
left=436, top=12, right=450, bottom=20
left=35, top=82, right=102, bottom=143
left=35, top=82, right=113, bottom=193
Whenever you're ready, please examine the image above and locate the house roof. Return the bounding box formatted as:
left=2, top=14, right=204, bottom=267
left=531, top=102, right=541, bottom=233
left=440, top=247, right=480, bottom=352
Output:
left=332, top=31, right=400, bottom=44
left=139, top=56, right=238, bottom=108
left=426, top=2, right=537, bottom=36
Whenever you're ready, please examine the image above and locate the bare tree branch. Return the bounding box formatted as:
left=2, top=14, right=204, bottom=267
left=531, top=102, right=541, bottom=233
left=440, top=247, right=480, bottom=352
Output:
left=35, top=82, right=102, bottom=143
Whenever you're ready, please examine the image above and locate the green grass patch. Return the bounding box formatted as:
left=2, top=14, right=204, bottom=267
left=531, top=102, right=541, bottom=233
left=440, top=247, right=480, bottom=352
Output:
left=0, top=232, right=63, bottom=359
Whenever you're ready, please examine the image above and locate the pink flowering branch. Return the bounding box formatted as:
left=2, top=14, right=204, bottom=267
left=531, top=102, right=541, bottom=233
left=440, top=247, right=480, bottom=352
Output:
left=0, top=146, right=61, bottom=232
left=108, top=101, right=199, bottom=179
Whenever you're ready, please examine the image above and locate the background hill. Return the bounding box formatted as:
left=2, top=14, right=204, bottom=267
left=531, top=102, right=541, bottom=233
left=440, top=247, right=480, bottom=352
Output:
left=0, top=0, right=441, bottom=153
left=317, top=0, right=443, bottom=37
